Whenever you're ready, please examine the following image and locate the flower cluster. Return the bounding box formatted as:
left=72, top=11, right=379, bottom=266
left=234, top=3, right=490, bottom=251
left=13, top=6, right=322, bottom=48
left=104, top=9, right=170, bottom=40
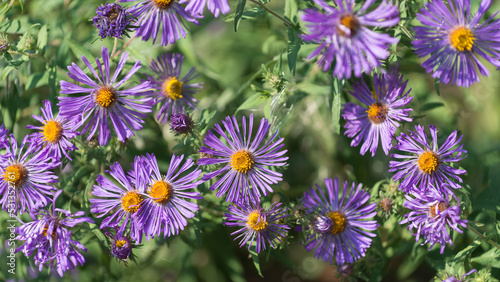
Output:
left=15, top=191, right=94, bottom=277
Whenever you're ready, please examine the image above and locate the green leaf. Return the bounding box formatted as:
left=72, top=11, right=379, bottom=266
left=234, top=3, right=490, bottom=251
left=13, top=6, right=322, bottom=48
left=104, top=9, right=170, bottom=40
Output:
left=419, top=102, right=444, bottom=112
left=65, top=37, right=96, bottom=66
left=224, top=7, right=265, bottom=22
left=25, top=71, right=50, bottom=90
left=1, top=66, right=15, bottom=81
left=249, top=246, right=264, bottom=277
left=471, top=248, right=500, bottom=268
left=37, top=24, right=48, bottom=54
left=17, top=23, right=40, bottom=51
left=234, top=0, right=247, bottom=31
left=18, top=0, right=26, bottom=13
left=331, top=78, right=345, bottom=134
left=452, top=239, right=480, bottom=263
left=236, top=92, right=270, bottom=113
left=434, top=78, right=440, bottom=96
left=286, top=27, right=301, bottom=75
left=284, top=0, right=298, bottom=24
left=88, top=223, right=108, bottom=250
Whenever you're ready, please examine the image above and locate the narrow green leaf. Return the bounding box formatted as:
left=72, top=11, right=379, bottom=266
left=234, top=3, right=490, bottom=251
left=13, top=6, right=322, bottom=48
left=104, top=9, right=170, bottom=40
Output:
left=37, top=24, right=48, bottom=54
left=234, top=0, right=247, bottom=31
left=236, top=92, right=270, bottom=113
left=434, top=78, right=440, bottom=96
left=25, top=71, right=50, bottom=90
left=419, top=102, right=444, bottom=112
left=471, top=248, right=500, bottom=268
left=286, top=27, right=301, bottom=75
left=18, top=0, right=25, bottom=13
left=452, top=239, right=480, bottom=262
left=284, top=0, right=298, bottom=24
left=249, top=246, right=264, bottom=277
left=331, top=78, right=345, bottom=134
left=88, top=223, right=108, bottom=250
left=1, top=66, right=15, bottom=81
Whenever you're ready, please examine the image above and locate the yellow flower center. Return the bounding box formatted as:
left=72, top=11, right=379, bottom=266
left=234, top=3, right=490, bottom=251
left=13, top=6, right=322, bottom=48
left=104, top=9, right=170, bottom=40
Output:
left=153, top=0, right=174, bottom=9
left=417, top=151, right=440, bottom=174
left=42, top=120, right=63, bottom=143
left=148, top=180, right=173, bottom=204
left=337, top=15, right=360, bottom=37
left=121, top=191, right=143, bottom=213
left=95, top=86, right=116, bottom=108
left=327, top=211, right=347, bottom=235
left=163, top=77, right=184, bottom=101
left=230, top=150, right=254, bottom=173
left=3, top=164, right=28, bottom=187
left=449, top=27, right=475, bottom=52
left=115, top=239, right=127, bottom=248
left=366, top=102, right=389, bottom=124
left=247, top=211, right=268, bottom=232
left=429, top=202, right=449, bottom=218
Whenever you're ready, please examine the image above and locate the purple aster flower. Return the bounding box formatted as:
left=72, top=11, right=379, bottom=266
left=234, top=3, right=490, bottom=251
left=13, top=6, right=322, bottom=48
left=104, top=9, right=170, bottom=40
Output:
left=143, top=53, right=202, bottom=123
left=224, top=201, right=289, bottom=253
left=26, top=100, right=78, bottom=161
left=0, top=135, right=59, bottom=215
left=58, top=46, right=153, bottom=146
left=301, top=0, right=399, bottom=79
left=122, top=0, right=200, bottom=46
left=170, top=113, right=194, bottom=134
left=199, top=114, right=288, bottom=204
left=400, top=184, right=467, bottom=254
left=342, top=69, right=413, bottom=156
left=134, top=153, right=202, bottom=240
left=180, top=0, right=230, bottom=17
left=105, top=229, right=134, bottom=262
left=389, top=125, right=467, bottom=193
left=0, top=123, right=8, bottom=149
left=413, top=0, right=500, bottom=87
left=302, top=178, right=378, bottom=265
left=92, top=3, right=134, bottom=39
left=90, top=158, right=148, bottom=242
left=15, top=190, right=94, bottom=277
left=442, top=269, right=477, bottom=282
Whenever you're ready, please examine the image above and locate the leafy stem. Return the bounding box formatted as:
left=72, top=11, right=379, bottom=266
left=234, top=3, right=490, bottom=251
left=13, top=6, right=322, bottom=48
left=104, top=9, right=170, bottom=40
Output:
left=467, top=223, right=500, bottom=250
left=248, top=0, right=295, bottom=29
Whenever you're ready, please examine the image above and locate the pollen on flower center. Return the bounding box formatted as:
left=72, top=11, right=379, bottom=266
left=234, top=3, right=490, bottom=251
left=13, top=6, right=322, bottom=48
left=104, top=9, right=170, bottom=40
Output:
left=366, top=102, right=389, bottom=124
left=148, top=180, right=173, bottom=204
left=121, top=191, right=143, bottom=213
left=115, top=239, right=127, bottom=248
left=449, top=27, right=475, bottom=51
left=328, top=211, right=347, bottom=235
left=42, top=120, right=63, bottom=143
left=429, top=202, right=449, bottom=218
left=163, top=77, right=184, bottom=101
left=153, top=0, right=174, bottom=10
left=3, top=164, right=28, bottom=187
left=247, top=211, right=268, bottom=231
left=417, top=151, right=440, bottom=174
left=230, top=150, right=254, bottom=173
left=96, top=86, right=116, bottom=108
left=337, top=15, right=360, bottom=37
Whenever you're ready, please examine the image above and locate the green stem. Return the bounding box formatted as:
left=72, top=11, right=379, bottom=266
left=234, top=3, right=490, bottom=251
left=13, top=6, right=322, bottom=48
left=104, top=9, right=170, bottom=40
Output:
left=110, top=37, right=119, bottom=58
left=248, top=0, right=295, bottom=29
left=467, top=223, right=500, bottom=250
left=112, top=36, right=136, bottom=58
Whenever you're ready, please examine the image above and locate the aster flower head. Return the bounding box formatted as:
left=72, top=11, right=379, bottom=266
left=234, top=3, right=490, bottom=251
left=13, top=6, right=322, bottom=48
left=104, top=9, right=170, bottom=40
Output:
left=342, top=69, right=413, bottom=156
left=301, top=0, right=400, bottom=79
left=170, top=113, right=194, bottom=134
left=143, top=53, right=202, bottom=123
left=15, top=190, right=94, bottom=277
left=442, top=269, right=477, bottom=282
left=58, top=46, right=153, bottom=146
left=413, top=0, right=500, bottom=87
left=0, top=134, right=60, bottom=215
left=302, top=178, right=378, bottom=265
left=180, top=0, right=230, bottom=17
left=400, top=184, right=467, bottom=254
left=90, top=159, right=148, bottom=242
left=123, top=0, right=200, bottom=46
left=224, top=201, right=290, bottom=253
left=389, top=125, right=467, bottom=193
left=26, top=100, right=78, bottom=161
left=134, top=153, right=202, bottom=240
left=105, top=229, right=134, bottom=262
left=199, top=114, right=288, bottom=204
left=92, top=3, right=135, bottom=39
